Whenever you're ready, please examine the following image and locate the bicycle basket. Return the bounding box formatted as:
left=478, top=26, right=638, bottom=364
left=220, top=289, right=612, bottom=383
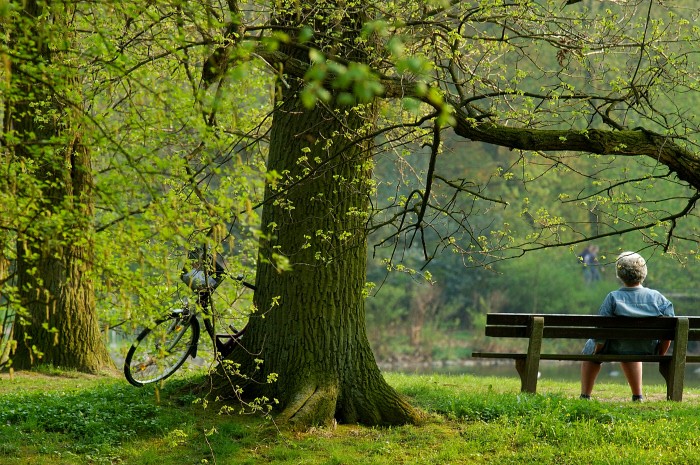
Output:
left=180, top=247, right=226, bottom=290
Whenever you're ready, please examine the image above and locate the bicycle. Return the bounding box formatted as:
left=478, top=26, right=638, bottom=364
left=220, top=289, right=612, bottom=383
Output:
left=124, top=245, right=255, bottom=387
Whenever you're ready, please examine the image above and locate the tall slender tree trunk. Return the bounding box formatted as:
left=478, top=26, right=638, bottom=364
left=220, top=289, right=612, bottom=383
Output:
left=5, top=0, right=112, bottom=373
left=0, top=232, right=12, bottom=366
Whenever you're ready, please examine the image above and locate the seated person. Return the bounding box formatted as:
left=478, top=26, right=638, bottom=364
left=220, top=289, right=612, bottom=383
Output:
left=580, top=251, right=674, bottom=401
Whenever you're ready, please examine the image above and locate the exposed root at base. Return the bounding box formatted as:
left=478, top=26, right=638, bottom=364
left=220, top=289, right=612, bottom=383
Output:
left=278, top=382, right=339, bottom=429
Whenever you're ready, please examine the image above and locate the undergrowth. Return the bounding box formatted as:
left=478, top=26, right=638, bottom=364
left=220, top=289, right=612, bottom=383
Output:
left=0, top=384, right=160, bottom=450
left=3, top=370, right=700, bottom=464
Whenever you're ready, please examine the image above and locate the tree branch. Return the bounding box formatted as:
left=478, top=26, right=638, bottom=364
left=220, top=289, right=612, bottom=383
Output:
left=450, top=112, right=700, bottom=190
left=255, top=47, right=700, bottom=194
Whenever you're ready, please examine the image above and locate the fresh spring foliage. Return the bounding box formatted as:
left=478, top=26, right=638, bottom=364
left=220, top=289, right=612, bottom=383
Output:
left=3, top=0, right=700, bottom=426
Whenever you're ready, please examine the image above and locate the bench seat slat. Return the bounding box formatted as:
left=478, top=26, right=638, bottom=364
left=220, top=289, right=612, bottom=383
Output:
left=472, top=352, right=668, bottom=362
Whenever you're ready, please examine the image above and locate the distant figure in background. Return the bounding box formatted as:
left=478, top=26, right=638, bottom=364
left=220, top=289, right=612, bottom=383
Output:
left=578, top=244, right=600, bottom=283
left=580, top=251, right=675, bottom=402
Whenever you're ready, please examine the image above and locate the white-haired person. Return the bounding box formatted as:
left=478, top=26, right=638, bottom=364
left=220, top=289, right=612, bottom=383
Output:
left=580, top=251, right=675, bottom=401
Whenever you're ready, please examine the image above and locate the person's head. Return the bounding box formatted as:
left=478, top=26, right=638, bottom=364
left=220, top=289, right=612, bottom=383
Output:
left=616, top=251, right=647, bottom=285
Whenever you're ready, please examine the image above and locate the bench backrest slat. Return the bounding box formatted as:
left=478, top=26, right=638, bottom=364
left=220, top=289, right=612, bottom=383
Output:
left=485, top=326, right=676, bottom=340
left=486, top=313, right=680, bottom=328
left=483, top=314, right=700, bottom=341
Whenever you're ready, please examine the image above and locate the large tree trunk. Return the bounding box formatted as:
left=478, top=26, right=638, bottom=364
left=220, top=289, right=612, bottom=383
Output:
left=6, top=0, right=113, bottom=373
left=12, top=143, right=112, bottom=373
left=225, top=89, right=420, bottom=427
left=208, top=0, right=422, bottom=427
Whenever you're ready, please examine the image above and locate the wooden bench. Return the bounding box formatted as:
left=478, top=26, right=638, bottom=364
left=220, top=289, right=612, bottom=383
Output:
left=472, top=313, right=700, bottom=401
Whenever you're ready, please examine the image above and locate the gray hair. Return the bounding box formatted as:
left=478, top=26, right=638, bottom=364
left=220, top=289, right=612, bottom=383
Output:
left=616, top=251, right=647, bottom=285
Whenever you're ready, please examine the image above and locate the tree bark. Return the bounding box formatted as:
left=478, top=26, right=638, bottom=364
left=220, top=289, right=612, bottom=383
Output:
left=12, top=142, right=113, bottom=373
left=6, top=0, right=113, bottom=373
left=451, top=115, right=700, bottom=190
left=219, top=87, right=421, bottom=427
left=207, top=0, right=422, bottom=428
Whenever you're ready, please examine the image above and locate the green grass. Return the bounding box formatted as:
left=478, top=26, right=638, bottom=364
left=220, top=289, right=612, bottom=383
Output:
left=2, top=368, right=700, bottom=464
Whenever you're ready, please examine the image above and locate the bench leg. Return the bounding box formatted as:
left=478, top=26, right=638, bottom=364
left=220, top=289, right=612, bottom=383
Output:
left=663, top=317, right=689, bottom=401
left=517, top=316, right=544, bottom=394
left=659, top=361, right=674, bottom=400
left=515, top=359, right=527, bottom=392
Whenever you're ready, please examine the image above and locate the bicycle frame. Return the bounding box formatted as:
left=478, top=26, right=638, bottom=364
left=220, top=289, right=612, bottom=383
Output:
left=123, top=243, right=255, bottom=387
left=190, top=271, right=255, bottom=358
left=165, top=307, right=200, bottom=358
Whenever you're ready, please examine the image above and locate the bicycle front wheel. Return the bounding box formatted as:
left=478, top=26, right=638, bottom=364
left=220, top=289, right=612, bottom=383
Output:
left=124, top=315, right=200, bottom=387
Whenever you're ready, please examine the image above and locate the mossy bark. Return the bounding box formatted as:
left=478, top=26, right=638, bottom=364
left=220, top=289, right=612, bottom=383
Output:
left=217, top=83, right=421, bottom=428
left=7, top=0, right=113, bottom=373
left=14, top=241, right=113, bottom=373
left=12, top=142, right=113, bottom=373
left=207, top=0, right=421, bottom=427
left=452, top=117, right=700, bottom=189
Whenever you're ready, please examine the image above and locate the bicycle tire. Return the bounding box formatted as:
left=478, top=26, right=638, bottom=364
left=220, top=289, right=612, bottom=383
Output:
left=124, top=314, right=200, bottom=387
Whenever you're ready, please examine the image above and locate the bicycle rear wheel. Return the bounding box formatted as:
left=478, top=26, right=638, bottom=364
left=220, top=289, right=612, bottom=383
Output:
left=124, top=314, right=200, bottom=387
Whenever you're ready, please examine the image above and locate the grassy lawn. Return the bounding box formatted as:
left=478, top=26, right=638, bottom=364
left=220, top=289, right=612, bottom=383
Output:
left=2, top=367, right=700, bottom=464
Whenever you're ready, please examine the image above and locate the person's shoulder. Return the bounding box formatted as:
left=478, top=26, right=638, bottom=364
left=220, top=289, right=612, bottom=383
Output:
left=610, top=287, right=636, bottom=295
left=641, top=287, right=674, bottom=310
left=639, top=286, right=668, bottom=298
left=597, top=292, right=616, bottom=315
left=606, top=288, right=630, bottom=300
left=604, top=289, right=620, bottom=298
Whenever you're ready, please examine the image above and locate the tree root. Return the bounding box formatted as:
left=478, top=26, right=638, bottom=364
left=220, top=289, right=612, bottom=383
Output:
left=277, top=382, right=339, bottom=429
left=275, top=377, right=424, bottom=429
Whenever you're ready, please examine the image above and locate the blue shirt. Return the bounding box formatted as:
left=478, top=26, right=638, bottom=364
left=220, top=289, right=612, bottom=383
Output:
left=595, top=286, right=675, bottom=354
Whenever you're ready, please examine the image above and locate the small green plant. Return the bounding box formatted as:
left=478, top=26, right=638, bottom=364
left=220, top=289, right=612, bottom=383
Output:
left=0, top=381, right=161, bottom=453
